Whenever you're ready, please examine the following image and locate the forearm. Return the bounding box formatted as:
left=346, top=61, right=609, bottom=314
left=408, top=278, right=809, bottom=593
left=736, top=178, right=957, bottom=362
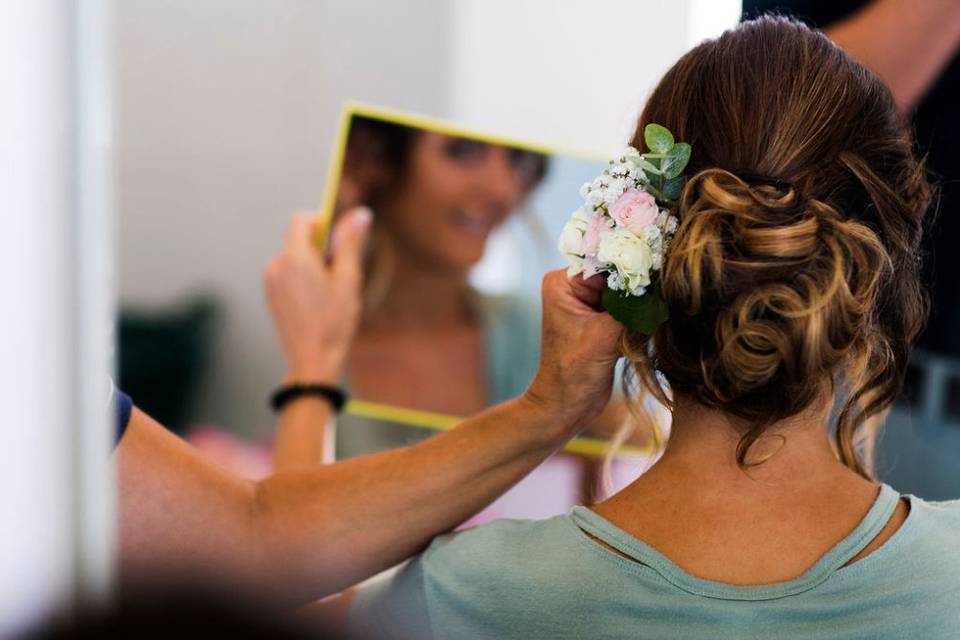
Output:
left=252, top=395, right=574, bottom=599
left=825, top=0, right=960, bottom=111
left=119, top=398, right=576, bottom=604
left=272, top=397, right=334, bottom=470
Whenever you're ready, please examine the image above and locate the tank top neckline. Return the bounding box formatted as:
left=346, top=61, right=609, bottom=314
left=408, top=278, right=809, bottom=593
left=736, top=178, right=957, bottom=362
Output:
left=569, top=484, right=901, bottom=601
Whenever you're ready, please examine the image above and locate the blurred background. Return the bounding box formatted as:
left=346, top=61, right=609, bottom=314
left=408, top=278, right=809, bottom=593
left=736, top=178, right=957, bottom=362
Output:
left=114, top=0, right=739, bottom=438
left=2, top=3, right=740, bottom=634
left=5, top=0, right=960, bottom=636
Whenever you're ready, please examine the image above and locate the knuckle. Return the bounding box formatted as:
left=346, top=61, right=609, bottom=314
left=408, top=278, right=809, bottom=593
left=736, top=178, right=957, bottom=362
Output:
left=541, top=271, right=554, bottom=291
left=542, top=269, right=563, bottom=294
left=263, top=258, right=279, bottom=280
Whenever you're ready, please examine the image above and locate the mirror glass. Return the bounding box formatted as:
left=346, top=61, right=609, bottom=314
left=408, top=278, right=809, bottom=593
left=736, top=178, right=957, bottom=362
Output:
left=326, top=108, right=658, bottom=455
left=329, top=108, right=566, bottom=417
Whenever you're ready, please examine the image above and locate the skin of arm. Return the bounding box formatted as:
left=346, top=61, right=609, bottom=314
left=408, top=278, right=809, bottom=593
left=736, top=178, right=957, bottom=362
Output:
left=824, top=0, right=960, bottom=111
left=117, top=208, right=621, bottom=604
left=118, top=392, right=581, bottom=604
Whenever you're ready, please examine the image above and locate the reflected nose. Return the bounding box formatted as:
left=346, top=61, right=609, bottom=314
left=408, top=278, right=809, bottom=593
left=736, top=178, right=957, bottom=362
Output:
left=479, top=150, right=523, bottom=216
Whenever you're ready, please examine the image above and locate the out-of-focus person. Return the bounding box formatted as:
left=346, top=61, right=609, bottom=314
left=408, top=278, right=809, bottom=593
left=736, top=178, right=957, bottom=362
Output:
left=743, top=0, right=960, bottom=354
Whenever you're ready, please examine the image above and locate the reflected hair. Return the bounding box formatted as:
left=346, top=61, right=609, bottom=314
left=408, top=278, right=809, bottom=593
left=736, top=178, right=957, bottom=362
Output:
left=622, top=16, right=932, bottom=478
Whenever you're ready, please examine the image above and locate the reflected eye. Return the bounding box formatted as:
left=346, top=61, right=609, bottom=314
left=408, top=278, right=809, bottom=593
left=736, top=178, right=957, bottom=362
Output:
left=443, top=138, right=545, bottom=190
left=509, top=149, right=544, bottom=187
left=444, top=139, right=488, bottom=162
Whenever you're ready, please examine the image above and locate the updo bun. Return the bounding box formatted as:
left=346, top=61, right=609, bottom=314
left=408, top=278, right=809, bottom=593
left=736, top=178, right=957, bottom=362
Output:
left=625, top=17, right=931, bottom=477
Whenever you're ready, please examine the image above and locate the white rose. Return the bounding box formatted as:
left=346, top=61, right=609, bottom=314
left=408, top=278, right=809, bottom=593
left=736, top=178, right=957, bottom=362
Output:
left=598, top=228, right=654, bottom=293
left=565, top=254, right=585, bottom=278
left=571, top=206, right=591, bottom=224
left=558, top=218, right=585, bottom=257
left=560, top=216, right=587, bottom=278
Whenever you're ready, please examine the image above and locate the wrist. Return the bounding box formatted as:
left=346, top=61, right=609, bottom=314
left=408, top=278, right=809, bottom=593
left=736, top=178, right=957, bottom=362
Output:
left=271, top=382, right=347, bottom=414
left=522, top=369, right=610, bottom=440
left=516, top=385, right=583, bottom=447
left=284, top=360, right=342, bottom=386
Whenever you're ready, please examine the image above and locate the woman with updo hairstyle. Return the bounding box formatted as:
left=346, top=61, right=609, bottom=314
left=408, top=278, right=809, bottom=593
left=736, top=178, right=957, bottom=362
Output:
left=332, top=17, right=958, bottom=639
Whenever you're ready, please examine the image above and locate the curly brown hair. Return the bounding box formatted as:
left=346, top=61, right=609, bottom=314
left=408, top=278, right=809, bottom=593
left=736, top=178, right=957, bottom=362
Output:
left=624, top=16, right=932, bottom=478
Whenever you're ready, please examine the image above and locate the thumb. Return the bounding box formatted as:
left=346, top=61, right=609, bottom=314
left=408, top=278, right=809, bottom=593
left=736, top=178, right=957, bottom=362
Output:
left=569, top=272, right=606, bottom=310
left=330, top=206, right=373, bottom=288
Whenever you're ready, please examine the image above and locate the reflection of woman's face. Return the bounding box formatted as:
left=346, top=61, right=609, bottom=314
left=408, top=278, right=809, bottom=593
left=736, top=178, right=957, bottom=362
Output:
left=379, top=133, right=540, bottom=273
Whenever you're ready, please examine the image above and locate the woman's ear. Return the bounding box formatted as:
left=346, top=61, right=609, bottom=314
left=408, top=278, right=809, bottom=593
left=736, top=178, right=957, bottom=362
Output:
left=336, top=130, right=393, bottom=214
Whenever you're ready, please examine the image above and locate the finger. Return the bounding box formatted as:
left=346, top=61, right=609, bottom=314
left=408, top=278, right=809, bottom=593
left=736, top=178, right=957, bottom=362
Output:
left=329, top=206, right=372, bottom=259
left=569, top=273, right=604, bottom=310
left=331, top=207, right=373, bottom=289
left=285, top=212, right=319, bottom=254
left=580, top=273, right=606, bottom=292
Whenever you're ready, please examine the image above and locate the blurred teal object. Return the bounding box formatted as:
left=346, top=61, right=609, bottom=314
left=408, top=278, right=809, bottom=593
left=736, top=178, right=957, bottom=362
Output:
left=118, top=296, right=220, bottom=435
left=878, top=349, right=960, bottom=500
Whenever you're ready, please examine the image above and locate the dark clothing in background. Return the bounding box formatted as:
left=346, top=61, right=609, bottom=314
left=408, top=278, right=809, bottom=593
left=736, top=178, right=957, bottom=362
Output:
left=743, top=0, right=960, bottom=354
left=116, top=387, right=133, bottom=446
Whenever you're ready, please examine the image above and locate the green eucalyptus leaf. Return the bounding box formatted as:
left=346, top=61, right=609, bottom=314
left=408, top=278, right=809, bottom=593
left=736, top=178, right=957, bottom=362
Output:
left=662, top=175, right=684, bottom=202
left=601, top=282, right=669, bottom=335
left=663, top=142, right=691, bottom=179
left=644, top=124, right=675, bottom=154
left=637, top=158, right=661, bottom=175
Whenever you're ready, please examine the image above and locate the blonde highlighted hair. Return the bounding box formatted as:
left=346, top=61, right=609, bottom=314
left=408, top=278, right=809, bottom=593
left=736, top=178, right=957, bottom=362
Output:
left=623, top=16, right=932, bottom=478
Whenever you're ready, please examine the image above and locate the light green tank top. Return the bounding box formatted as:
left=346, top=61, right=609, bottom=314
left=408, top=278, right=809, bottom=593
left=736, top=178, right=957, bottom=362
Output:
left=349, top=485, right=960, bottom=638
left=336, top=293, right=540, bottom=459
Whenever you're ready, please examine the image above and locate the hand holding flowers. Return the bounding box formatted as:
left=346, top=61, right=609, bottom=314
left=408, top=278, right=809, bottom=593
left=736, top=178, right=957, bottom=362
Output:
left=558, top=124, right=690, bottom=334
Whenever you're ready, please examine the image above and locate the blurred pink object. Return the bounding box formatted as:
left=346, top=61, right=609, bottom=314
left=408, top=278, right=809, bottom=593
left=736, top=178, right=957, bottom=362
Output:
left=187, top=426, right=274, bottom=480
left=460, top=453, right=651, bottom=528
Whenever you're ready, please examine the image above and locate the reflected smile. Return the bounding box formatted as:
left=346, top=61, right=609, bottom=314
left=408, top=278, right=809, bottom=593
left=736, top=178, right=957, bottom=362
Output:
left=450, top=209, right=494, bottom=237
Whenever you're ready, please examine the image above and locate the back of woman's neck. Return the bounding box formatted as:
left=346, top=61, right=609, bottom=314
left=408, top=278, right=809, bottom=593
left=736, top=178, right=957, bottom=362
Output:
left=591, top=401, right=886, bottom=585
left=600, top=398, right=877, bottom=519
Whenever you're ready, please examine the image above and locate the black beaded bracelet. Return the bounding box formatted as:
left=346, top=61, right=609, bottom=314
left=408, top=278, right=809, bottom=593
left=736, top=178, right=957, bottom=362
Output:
left=270, top=383, right=348, bottom=413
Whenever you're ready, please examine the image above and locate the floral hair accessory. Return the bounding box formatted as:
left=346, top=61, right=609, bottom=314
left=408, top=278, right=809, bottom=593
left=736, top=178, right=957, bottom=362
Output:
left=558, top=124, right=691, bottom=335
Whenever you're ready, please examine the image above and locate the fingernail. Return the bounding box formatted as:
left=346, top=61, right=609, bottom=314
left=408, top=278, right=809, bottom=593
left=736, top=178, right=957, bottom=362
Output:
left=353, top=206, right=373, bottom=230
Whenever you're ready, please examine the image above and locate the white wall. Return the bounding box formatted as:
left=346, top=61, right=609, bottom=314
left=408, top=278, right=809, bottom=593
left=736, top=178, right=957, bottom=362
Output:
left=116, top=0, right=739, bottom=436
left=448, top=0, right=690, bottom=155
left=116, top=0, right=451, bottom=435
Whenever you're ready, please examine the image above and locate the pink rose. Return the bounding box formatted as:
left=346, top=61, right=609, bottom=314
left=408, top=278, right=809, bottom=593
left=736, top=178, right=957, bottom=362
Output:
left=610, top=188, right=659, bottom=235
left=580, top=211, right=611, bottom=256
